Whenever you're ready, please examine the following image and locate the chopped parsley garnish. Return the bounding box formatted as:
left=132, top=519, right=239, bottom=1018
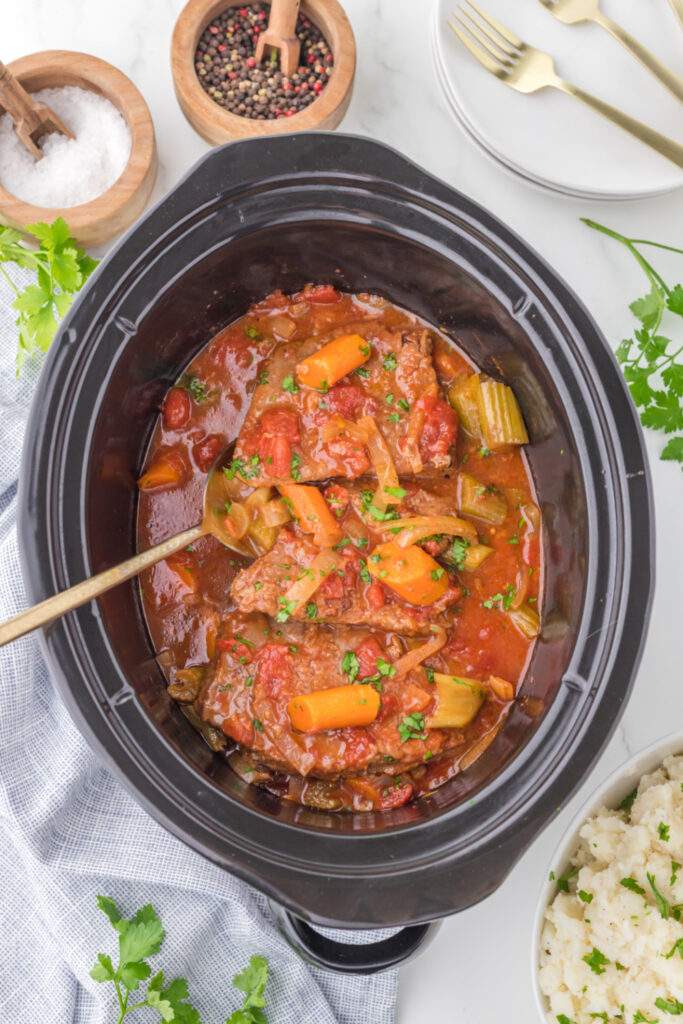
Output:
left=634, top=1014, right=658, bottom=1024
left=376, top=658, right=396, bottom=678
left=254, top=581, right=263, bottom=591
left=290, top=451, right=302, bottom=481
left=234, top=633, right=255, bottom=648
left=183, top=375, right=210, bottom=403
left=383, top=353, right=397, bottom=371
left=398, top=712, right=427, bottom=743
left=256, top=370, right=269, bottom=385
left=578, top=890, right=593, bottom=904
left=334, top=537, right=351, bottom=550
left=397, top=398, right=410, bottom=412
left=424, top=751, right=434, bottom=762
left=648, top=872, right=672, bottom=919
left=305, top=602, right=317, bottom=620
left=275, top=597, right=295, bottom=623
left=555, top=865, right=578, bottom=893
left=508, top=535, right=520, bottom=545
left=619, top=787, right=638, bottom=814
left=355, top=366, right=370, bottom=379
left=384, top=485, right=406, bottom=499
left=354, top=536, right=368, bottom=548
left=253, top=717, right=264, bottom=732
left=245, top=675, right=254, bottom=687
left=341, top=651, right=360, bottom=682
left=620, top=877, right=646, bottom=896
left=223, top=454, right=260, bottom=481
left=368, top=504, right=399, bottom=522
left=318, top=380, right=329, bottom=394
left=244, top=323, right=261, bottom=339
left=281, top=375, right=299, bottom=394
left=425, top=666, right=435, bottom=684
left=445, top=537, right=470, bottom=569
left=665, top=938, right=683, bottom=960
left=359, top=489, right=374, bottom=514
left=482, top=583, right=516, bottom=611
left=672, top=860, right=681, bottom=886
left=556, top=1016, right=575, bottom=1024
left=388, top=412, right=401, bottom=423
left=431, top=567, right=445, bottom=581
left=582, top=947, right=610, bottom=975
left=659, top=822, right=671, bottom=841
left=386, top=393, right=395, bottom=405
left=655, top=996, right=683, bottom=1015
left=359, top=560, right=371, bottom=585
left=359, top=343, right=371, bottom=356
left=479, top=446, right=491, bottom=457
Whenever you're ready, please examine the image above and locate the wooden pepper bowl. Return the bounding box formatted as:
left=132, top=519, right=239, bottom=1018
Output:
left=171, top=0, right=356, bottom=143
left=0, top=51, right=157, bottom=247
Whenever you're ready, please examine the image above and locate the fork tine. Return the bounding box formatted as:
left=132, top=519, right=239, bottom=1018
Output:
left=463, top=0, right=524, bottom=49
left=456, top=9, right=514, bottom=61
left=455, top=11, right=512, bottom=62
left=447, top=18, right=504, bottom=75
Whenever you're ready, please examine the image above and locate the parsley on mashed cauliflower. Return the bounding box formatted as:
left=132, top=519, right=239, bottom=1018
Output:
left=539, top=755, right=683, bottom=1023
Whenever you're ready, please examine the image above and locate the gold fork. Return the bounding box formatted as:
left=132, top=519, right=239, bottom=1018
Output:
left=450, top=1, right=683, bottom=170
left=539, top=0, right=683, bottom=103
left=669, top=0, right=683, bottom=29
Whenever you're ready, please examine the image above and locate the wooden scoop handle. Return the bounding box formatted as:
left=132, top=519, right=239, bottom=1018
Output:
left=254, top=0, right=302, bottom=77
left=0, top=60, right=73, bottom=159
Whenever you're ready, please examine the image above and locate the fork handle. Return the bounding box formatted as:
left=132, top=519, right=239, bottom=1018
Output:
left=555, top=79, right=683, bottom=169
left=593, top=11, right=683, bottom=103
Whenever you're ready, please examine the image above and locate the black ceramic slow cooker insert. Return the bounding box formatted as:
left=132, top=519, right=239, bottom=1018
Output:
left=19, top=134, right=654, bottom=972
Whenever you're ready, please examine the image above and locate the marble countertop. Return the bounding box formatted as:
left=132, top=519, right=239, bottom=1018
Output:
left=6, top=1, right=682, bottom=1020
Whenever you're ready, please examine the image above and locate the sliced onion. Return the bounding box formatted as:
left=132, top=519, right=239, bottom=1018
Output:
left=358, top=416, right=400, bottom=511
left=393, top=626, right=447, bottom=678
left=321, top=414, right=370, bottom=444
left=385, top=515, right=478, bottom=547
left=282, top=549, right=340, bottom=614
left=270, top=315, right=296, bottom=339
left=260, top=497, right=291, bottom=528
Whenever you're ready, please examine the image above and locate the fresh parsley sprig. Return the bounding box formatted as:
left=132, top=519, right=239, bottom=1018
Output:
left=0, top=218, right=97, bottom=372
left=583, top=219, right=683, bottom=467
left=90, top=896, right=270, bottom=1024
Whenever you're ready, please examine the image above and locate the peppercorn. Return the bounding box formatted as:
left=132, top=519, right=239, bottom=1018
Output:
left=193, top=2, right=333, bottom=120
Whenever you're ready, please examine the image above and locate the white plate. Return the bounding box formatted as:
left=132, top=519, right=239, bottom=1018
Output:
left=434, top=0, right=683, bottom=199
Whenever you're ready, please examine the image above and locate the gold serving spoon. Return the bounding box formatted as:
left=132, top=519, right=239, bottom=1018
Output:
left=0, top=454, right=247, bottom=648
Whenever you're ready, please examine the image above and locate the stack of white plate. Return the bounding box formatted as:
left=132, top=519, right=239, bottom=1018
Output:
left=432, top=0, right=683, bottom=200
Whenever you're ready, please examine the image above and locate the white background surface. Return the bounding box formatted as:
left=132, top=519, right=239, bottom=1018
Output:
left=4, top=1, right=682, bottom=1021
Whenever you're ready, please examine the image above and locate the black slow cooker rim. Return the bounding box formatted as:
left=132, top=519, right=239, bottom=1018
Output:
left=18, top=134, right=654, bottom=927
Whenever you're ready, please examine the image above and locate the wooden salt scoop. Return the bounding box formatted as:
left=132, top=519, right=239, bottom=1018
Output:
left=254, top=0, right=302, bottom=78
left=0, top=59, right=74, bottom=160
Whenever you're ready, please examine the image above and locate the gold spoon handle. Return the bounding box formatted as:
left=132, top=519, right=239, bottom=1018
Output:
left=593, top=10, right=683, bottom=103
left=555, top=78, right=683, bottom=168
left=0, top=524, right=204, bottom=648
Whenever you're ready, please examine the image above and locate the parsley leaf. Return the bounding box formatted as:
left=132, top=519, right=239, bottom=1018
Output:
left=229, top=955, right=269, bottom=1022
left=665, top=938, right=683, bottom=960
left=290, top=451, right=301, bottom=481
left=383, top=353, right=397, bottom=371
left=582, top=220, right=683, bottom=467
left=659, top=822, right=671, bottom=841
left=620, top=877, right=646, bottom=896
left=648, top=872, right=671, bottom=918
left=619, top=787, right=638, bottom=815
left=281, top=375, right=299, bottom=394
left=0, top=218, right=98, bottom=372
left=578, top=890, right=593, bottom=904
left=582, top=947, right=610, bottom=975
left=305, top=602, right=317, bottom=620
left=341, top=650, right=360, bottom=682
left=445, top=537, right=470, bottom=570
left=275, top=597, right=295, bottom=623
left=656, top=995, right=683, bottom=1015
left=398, top=712, right=427, bottom=743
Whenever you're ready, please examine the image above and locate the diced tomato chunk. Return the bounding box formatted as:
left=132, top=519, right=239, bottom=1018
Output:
left=366, top=581, right=386, bottom=610
left=138, top=448, right=188, bottom=491
left=254, top=643, right=293, bottom=696
left=417, top=395, right=458, bottom=463
left=355, top=636, right=385, bottom=680
left=318, top=569, right=345, bottom=602
left=324, top=483, right=351, bottom=517
left=192, top=433, right=223, bottom=472
left=260, top=434, right=292, bottom=478
left=379, top=781, right=414, bottom=810
left=162, top=387, right=191, bottom=430
left=258, top=406, right=301, bottom=442
left=327, top=384, right=365, bottom=419
left=300, top=284, right=341, bottom=304
left=217, top=637, right=254, bottom=663
left=401, top=683, right=432, bottom=714
left=323, top=433, right=370, bottom=478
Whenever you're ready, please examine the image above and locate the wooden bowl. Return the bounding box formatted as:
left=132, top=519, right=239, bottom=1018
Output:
left=171, top=0, right=356, bottom=144
left=0, top=51, right=157, bottom=247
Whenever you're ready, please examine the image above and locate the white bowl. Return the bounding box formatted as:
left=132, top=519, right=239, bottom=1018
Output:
left=531, top=729, right=683, bottom=1023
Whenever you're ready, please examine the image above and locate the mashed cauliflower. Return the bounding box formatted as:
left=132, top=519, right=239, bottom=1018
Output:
left=539, top=755, right=683, bottom=1024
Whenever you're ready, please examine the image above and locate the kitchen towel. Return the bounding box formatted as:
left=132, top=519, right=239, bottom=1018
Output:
left=0, top=271, right=398, bottom=1024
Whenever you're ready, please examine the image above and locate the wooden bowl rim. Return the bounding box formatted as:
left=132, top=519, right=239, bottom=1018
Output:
left=0, top=50, right=156, bottom=232
left=171, top=0, right=356, bottom=140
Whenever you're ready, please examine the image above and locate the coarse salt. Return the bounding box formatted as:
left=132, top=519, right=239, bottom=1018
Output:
left=0, top=85, right=131, bottom=208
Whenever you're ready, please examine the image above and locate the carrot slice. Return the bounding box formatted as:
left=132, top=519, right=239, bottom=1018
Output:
left=295, top=333, right=371, bottom=390
left=367, top=541, right=449, bottom=606
left=137, top=449, right=187, bottom=491
left=288, top=684, right=380, bottom=733
left=278, top=483, right=343, bottom=548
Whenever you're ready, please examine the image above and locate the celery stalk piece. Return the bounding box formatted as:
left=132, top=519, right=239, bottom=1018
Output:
left=448, top=373, right=483, bottom=439
left=476, top=378, right=529, bottom=449
left=457, top=472, right=508, bottom=525
left=427, top=673, right=486, bottom=728
left=461, top=543, right=494, bottom=571
left=508, top=602, right=540, bottom=638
